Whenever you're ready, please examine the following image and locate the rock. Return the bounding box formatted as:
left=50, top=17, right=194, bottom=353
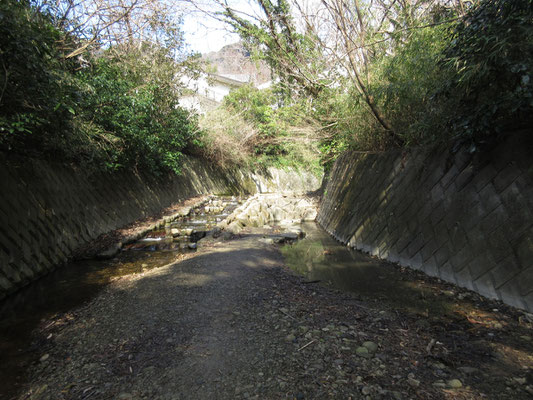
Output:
left=407, top=377, right=420, bottom=388
left=362, top=341, right=378, bottom=353
left=433, top=381, right=446, bottom=388
left=39, top=354, right=49, bottom=362
left=356, top=346, right=370, bottom=358
left=391, top=391, right=402, bottom=400
left=97, top=242, right=122, bottom=259
left=520, top=335, right=531, bottom=341
left=272, top=236, right=286, bottom=244
left=270, top=206, right=285, bottom=222
left=282, top=232, right=299, bottom=241
left=446, top=379, right=463, bottom=389
left=302, top=209, right=317, bottom=221
left=188, top=243, right=197, bottom=250
left=514, top=377, right=527, bottom=385
left=117, top=393, right=133, bottom=400
left=285, top=334, right=296, bottom=342
left=171, top=228, right=180, bottom=237
left=212, top=227, right=222, bottom=238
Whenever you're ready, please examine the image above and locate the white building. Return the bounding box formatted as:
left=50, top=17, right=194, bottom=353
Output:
left=179, top=73, right=271, bottom=114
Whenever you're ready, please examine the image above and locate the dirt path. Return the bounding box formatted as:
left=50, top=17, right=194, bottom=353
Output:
left=18, top=230, right=533, bottom=400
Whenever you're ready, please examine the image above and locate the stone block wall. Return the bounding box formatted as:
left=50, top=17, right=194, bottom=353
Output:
left=317, top=132, right=533, bottom=311
left=0, top=153, right=320, bottom=299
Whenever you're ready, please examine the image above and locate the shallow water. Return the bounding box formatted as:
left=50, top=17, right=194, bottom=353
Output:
left=0, top=196, right=241, bottom=400
left=282, top=222, right=452, bottom=317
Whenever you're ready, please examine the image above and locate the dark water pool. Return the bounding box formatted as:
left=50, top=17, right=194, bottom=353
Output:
left=281, top=222, right=453, bottom=317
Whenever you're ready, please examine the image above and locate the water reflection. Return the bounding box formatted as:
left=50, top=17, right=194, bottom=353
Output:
left=282, top=223, right=450, bottom=316
left=0, top=196, right=242, bottom=400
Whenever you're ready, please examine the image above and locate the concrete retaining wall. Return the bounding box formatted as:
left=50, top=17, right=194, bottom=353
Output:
left=318, top=132, right=533, bottom=311
left=0, top=153, right=320, bottom=299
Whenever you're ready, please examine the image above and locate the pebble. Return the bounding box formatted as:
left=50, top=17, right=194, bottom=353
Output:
left=39, top=354, right=49, bottom=362
left=458, top=366, right=478, bottom=374
left=407, top=377, right=420, bottom=388
left=391, top=391, right=402, bottom=400
left=362, top=341, right=378, bottom=353
left=356, top=346, right=370, bottom=358
left=446, top=379, right=463, bottom=389
left=285, top=334, right=296, bottom=342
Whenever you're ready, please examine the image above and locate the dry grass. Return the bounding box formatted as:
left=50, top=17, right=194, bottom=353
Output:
left=198, top=108, right=257, bottom=167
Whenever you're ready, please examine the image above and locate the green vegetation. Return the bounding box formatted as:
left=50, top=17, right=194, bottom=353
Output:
left=0, top=0, right=201, bottom=175
left=2, top=0, right=532, bottom=174
left=198, top=84, right=322, bottom=174
left=219, top=0, right=533, bottom=168
left=441, top=0, right=533, bottom=141
left=74, top=47, right=200, bottom=174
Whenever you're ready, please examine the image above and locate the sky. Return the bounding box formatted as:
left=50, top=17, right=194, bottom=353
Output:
left=183, top=14, right=239, bottom=54
left=181, top=0, right=262, bottom=54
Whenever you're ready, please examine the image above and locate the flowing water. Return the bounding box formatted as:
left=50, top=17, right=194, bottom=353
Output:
left=1, top=203, right=529, bottom=399
left=0, top=196, right=242, bottom=400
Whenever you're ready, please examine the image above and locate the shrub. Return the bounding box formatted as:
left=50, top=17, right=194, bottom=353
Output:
left=197, top=107, right=256, bottom=168
left=220, top=85, right=322, bottom=173
left=440, top=0, right=533, bottom=142
left=76, top=48, right=201, bottom=175
left=0, top=0, right=77, bottom=153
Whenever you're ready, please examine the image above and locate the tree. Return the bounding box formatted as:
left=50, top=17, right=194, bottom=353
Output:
left=34, top=0, right=188, bottom=59
left=441, top=0, right=533, bottom=139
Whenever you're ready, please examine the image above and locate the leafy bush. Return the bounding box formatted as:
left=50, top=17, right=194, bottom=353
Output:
left=440, top=0, right=533, bottom=141
left=374, top=23, right=452, bottom=146
left=0, top=0, right=77, bottom=152
left=313, top=21, right=452, bottom=166
left=227, top=85, right=321, bottom=171
left=197, top=84, right=321, bottom=173
left=0, top=0, right=201, bottom=176
left=76, top=47, right=201, bottom=175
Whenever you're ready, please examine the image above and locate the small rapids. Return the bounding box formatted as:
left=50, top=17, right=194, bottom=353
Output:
left=0, top=195, right=243, bottom=400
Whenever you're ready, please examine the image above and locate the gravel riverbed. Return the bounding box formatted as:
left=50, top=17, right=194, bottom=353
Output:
left=15, top=227, right=533, bottom=399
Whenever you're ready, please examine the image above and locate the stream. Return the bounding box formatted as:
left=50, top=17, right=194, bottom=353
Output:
left=0, top=196, right=242, bottom=400
left=281, top=222, right=451, bottom=317
left=1, top=197, right=532, bottom=399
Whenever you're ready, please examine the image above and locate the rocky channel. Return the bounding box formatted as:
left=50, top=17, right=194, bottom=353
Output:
left=2, top=193, right=533, bottom=400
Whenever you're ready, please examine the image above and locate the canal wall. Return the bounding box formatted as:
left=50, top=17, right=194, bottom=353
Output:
left=317, top=132, right=533, bottom=311
left=0, top=153, right=320, bottom=299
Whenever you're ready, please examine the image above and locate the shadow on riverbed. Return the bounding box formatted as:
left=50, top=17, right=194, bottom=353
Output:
left=2, top=225, right=533, bottom=399
left=0, top=250, right=184, bottom=400
left=280, top=223, right=533, bottom=392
